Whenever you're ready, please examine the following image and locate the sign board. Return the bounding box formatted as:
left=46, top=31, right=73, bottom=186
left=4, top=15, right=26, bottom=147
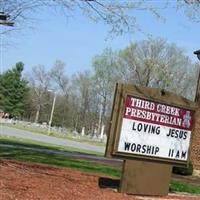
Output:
left=106, top=83, right=197, bottom=165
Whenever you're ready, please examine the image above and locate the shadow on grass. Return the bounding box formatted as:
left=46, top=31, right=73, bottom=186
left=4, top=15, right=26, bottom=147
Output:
left=0, top=144, right=121, bottom=178
left=0, top=137, right=101, bottom=156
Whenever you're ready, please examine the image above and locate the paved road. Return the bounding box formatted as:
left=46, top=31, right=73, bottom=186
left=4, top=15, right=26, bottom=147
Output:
left=0, top=125, right=105, bottom=154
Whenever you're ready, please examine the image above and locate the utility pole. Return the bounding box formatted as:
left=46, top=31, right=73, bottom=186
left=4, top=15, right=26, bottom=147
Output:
left=48, top=91, right=56, bottom=135
left=194, top=50, right=200, bottom=102
left=98, top=102, right=102, bottom=136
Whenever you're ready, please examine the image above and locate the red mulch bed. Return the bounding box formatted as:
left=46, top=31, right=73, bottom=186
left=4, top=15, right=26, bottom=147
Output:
left=0, top=159, right=199, bottom=200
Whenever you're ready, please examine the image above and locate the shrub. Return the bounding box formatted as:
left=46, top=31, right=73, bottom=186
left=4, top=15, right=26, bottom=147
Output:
left=172, top=162, right=193, bottom=176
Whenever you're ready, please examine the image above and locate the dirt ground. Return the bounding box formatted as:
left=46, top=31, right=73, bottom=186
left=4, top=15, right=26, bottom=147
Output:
left=0, top=159, right=199, bottom=200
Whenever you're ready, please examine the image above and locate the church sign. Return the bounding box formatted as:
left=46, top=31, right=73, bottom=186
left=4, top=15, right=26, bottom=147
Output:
left=106, top=83, right=196, bottom=165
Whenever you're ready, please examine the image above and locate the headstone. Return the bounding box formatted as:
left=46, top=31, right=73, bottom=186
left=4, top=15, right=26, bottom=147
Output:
left=81, top=127, right=85, bottom=136
left=100, top=125, right=105, bottom=140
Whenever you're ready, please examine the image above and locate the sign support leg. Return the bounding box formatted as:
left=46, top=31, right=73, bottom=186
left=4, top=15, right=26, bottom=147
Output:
left=119, top=159, right=172, bottom=196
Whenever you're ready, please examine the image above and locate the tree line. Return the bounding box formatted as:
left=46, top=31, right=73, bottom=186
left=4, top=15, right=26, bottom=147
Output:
left=0, top=39, right=198, bottom=134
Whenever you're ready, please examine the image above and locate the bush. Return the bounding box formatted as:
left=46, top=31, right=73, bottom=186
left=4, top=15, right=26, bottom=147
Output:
left=172, top=162, right=193, bottom=176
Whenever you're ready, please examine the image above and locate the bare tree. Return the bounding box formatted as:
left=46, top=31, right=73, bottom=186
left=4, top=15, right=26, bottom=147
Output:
left=70, top=70, right=98, bottom=132
left=50, top=60, right=69, bottom=97
left=50, top=60, right=70, bottom=126
left=28, top=65, right=51, bottom=123
left=92, top=48, right=120, bottom=125
left=117, top=38, right=197, bottom=99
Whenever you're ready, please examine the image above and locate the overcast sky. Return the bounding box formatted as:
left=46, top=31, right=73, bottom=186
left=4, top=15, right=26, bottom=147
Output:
left=1, top=2, right=200, bottom=75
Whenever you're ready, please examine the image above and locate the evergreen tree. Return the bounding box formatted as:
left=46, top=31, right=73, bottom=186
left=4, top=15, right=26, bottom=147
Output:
left=0, top=62, right=29, bottom=118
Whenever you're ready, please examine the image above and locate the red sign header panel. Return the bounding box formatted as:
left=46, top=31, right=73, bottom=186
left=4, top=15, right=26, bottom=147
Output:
left=124, top=95, right=194, bottom=131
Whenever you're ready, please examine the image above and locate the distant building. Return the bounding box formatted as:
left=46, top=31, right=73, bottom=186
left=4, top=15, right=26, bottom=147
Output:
left=0, top=109, right=9, bottom=118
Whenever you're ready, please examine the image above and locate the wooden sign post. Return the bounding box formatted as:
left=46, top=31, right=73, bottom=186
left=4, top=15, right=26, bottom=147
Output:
left=105, top=83, right=196, bottom=196
left=120, top=160, right=172, bottom=195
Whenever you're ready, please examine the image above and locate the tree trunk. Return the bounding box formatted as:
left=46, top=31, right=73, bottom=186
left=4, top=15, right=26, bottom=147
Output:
left=34, top=105, right=40, bottom=123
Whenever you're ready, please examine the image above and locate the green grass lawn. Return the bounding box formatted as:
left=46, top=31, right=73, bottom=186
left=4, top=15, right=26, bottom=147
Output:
left=0, top=136, right=200, bottom=195
left=170, top=180, right=200, bottom=194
